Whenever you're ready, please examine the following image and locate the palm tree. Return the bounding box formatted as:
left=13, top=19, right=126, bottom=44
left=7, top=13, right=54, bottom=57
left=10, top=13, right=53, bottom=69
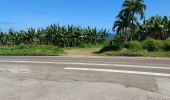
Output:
left=0, top=32, right=5, bottom=45
left=121, top=0, right=146, bottom=40
left=113, top=15, right=131, bottom=42
left=167, top=17, right=170, bottom=37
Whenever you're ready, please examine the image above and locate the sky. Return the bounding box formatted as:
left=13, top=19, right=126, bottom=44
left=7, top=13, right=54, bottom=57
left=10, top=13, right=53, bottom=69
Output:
left=0, top=0, right=170, bottom=32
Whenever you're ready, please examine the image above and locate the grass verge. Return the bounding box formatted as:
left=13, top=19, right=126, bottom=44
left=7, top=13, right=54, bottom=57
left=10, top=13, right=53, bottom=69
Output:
left=99, top=50, right=170, bottom=57
left=0, top=45, right=64, bottom=56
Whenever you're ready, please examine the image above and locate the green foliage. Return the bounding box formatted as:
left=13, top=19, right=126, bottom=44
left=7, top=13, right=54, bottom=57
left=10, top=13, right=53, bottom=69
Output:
left=99, top=38, right=170, bottom=57
left=102, top=50, right=170, bottom=57
left=113, top=0, right=146, bottom=42
left=124, top=41, right=143, bottom=51
left=142, top=38, right=160, bottom=51
left=113, top=0, right=170, bottom=42
left=0, top=45, right=64, bottom=55
left=78, top=44, right=104, bottom=48
left=164, top=38, right=170, bottom=51
left=139, top=16, right=170, bottom=40
left=0, top=24, right=109, bottom=48
left=97, top=43, right=121, bottom=53
left=113, top=15, right=170, bottom=43
left=16, top=44, right=30, bottom=49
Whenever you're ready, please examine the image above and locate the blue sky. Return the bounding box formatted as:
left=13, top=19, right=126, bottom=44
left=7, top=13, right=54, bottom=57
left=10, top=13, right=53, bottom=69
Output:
left=0, top=0, right=170, bottom=32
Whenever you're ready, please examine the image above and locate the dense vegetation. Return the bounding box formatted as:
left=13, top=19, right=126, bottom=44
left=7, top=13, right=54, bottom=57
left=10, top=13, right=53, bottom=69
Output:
left=0, top=24, right=109, bottom=47
left=1, top=0, right=170, bottom=57
left=113, top=0, right=170, bottom=42
left=109, top=0, right=170, bottom=55
left=113, top=15, right=170, bottom=43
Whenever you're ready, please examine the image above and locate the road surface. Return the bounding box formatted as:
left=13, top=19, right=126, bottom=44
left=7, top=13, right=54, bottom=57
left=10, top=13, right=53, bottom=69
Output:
left=0, top=56, right=170, bottom=100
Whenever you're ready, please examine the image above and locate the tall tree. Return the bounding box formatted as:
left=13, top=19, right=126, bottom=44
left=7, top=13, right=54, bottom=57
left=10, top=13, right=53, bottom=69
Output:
left=121, top=0, right=146, bottom=40
left=113, top=15, right=131, bottom=42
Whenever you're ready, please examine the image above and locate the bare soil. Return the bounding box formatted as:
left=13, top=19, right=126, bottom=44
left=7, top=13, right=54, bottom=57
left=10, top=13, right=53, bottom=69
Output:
left=63, top=48, right=100, bottom=56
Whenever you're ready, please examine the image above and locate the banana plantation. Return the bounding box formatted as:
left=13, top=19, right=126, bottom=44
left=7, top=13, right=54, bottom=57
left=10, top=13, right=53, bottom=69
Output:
left=114, top=15, right=170, bottom=43
left=137, top=16, right=170, bottom=40
left=0, top=24, right=109, bottom=47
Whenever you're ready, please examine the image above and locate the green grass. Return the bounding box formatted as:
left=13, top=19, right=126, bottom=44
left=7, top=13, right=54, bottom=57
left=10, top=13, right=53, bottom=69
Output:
left=99, top=49, right=170, bottom=57
left=0, top=45, right=64, bottom=56
left=0, top=44, right=169, bottom=57
left=78, top=44, right=104, bottom=48
left=96, top=38, right=170, bottom=57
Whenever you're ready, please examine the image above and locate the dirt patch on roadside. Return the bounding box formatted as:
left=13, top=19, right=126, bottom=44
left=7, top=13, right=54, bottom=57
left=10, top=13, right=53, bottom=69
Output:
left=63, top=48, right=100, bottom=56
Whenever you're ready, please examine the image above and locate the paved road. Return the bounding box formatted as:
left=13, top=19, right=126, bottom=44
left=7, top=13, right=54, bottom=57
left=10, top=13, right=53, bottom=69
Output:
left=0, top=56, right=170, bottom=100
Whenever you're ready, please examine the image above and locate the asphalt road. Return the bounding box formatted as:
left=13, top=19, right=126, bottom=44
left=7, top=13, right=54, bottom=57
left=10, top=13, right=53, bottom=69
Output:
left=0, top=56, right=170, bottom=100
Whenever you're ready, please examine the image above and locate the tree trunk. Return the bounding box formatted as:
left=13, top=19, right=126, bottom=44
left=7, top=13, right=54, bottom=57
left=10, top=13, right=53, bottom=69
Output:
left=131, top=12, right=135, bottom=41
left=125, top=27, right=128, bottom=42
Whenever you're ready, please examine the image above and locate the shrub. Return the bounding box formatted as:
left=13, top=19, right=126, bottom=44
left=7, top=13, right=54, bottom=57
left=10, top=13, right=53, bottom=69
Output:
left=142, top=38, right=160, bottom=51
left=124, top=41, right=142, bottom=51
left=97, top=43, right=121, bottom=53
left=164, top=38, right=170, bottom=51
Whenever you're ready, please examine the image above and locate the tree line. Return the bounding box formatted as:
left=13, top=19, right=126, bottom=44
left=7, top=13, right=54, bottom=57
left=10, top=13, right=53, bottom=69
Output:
left=113, top=0, right=170, bottom=43
left=2, top=0, right=170, bottom=49
left=0, top=24, right=109, bottom=47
